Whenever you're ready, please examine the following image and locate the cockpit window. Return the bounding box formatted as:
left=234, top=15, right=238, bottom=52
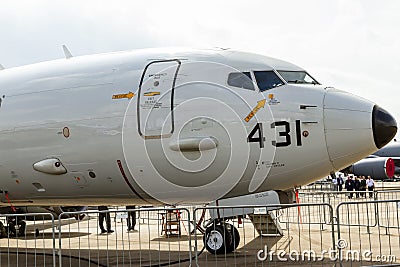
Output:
left=227, top=72, right=255, bottom=90
left=254, top=71, right=284, bottom=91
left=277, top=71, right=319, bottom=85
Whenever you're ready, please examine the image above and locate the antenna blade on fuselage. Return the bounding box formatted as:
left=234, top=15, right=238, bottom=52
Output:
left=62, top=45, right=73, bottom=59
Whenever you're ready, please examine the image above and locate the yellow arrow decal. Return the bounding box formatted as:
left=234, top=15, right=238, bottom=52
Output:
left=244, top=99, right=266, bottom=122
left=144, top=92, right=160, bottom=97
left=112, top=92, right=135, bottom=99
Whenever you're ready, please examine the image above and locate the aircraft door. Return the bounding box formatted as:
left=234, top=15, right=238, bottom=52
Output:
left=138, top=60, right=181, bottom=138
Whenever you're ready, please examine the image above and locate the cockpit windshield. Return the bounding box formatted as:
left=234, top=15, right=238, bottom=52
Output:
left=254, top=71, right=284, bottom=91
left=277, top=71, right=319, bottom=85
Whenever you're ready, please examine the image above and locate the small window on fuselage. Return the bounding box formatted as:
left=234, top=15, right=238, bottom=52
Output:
left=254, top=71, right=284, bottom=91
left=227, top=72, right=255, bottom=90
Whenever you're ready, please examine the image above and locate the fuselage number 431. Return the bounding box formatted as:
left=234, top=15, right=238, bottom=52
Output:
left=247, top=120, right=303, bottom=148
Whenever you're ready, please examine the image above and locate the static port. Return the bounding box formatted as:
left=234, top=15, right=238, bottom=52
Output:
left=89, top=171, right=96, bottom=178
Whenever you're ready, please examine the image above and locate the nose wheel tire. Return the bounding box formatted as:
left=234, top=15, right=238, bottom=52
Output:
left=204, top=223, right=241, bottom=254
left=204, top=225, right=232, bottom=254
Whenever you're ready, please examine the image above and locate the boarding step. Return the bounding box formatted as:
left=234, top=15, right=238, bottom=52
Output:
left=248, top=211, right=283, bottom=236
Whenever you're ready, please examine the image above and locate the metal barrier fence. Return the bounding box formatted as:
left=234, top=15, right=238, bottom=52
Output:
left=193, top=203, right=336, bottom=266
left=0, top=213, right=56, bottom=267
left=57, top=207, right=192, bottom=267
left=336, top=200, right=400, bottom=266
left=299, top=190, right=375, bottom=206
left=300, top=182, right=333, bottom=192
left=301, top=181, right=400, bottom=193
left=296, top=191, right=378, bottom=227
left=376, top=190, right=400, bottom=201
left=0, top=197, right=399, bottom=266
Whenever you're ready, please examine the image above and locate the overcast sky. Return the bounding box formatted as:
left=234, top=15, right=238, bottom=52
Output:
left=1, top=0, right=399, bottom=138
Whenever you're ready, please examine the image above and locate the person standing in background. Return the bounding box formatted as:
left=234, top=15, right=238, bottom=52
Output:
left=354, top=177, right=361, bottom=198
left=98, top=206, right=114, bottom=234
left=332, top=176, right=338, bottom=191
left=345, top=176, right=355, bottom=199
left=338, top=174, right=344, bottom=192
left=360, top=176, right=367, bottom=197
left=126, top=205, right=136, bottom=231
left=367, top=176, right=375, bottom=198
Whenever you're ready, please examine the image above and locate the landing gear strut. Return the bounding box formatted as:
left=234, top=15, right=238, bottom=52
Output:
left=203, top=221, right=240, bottom=254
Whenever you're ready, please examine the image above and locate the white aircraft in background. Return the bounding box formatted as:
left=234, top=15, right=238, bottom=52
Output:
left=0, top=47, right=396, bottom=253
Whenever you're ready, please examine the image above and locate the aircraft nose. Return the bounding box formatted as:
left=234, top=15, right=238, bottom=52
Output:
left=323, top=88, right=397, bottom=170
left=372, top=105, right=397, bottom=149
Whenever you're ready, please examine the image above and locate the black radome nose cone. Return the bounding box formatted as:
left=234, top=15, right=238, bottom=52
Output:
left=372, top=105, right=397, bottom=149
